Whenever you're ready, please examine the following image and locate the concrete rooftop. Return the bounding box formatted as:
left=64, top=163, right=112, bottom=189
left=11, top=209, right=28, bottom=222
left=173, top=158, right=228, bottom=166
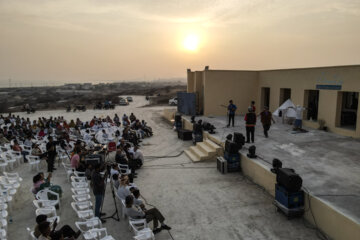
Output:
left=8, top=97, right=321, bottom=239
left=183, top=114, right=360, bottom=224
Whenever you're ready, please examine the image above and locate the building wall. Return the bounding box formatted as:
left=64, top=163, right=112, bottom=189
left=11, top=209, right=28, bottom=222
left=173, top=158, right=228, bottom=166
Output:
left=187, top=71, right=195, bottom=93
left=187, top=65, right=360, bottom=138
left=258, top=65, right=360, bottom=137
left=203, top=70, right=259, bottom=116
left=194, top=71, right=205, bottom=114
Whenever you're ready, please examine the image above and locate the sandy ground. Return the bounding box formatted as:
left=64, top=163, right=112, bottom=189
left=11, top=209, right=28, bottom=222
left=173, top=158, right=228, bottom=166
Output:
left=8, top=96, right=320, bottom=240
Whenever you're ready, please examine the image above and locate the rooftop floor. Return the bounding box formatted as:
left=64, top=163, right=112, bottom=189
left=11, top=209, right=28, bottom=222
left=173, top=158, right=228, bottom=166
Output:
left=8, top=97, right=321, bottom=239
left=183, top=114, right=360, bottom=224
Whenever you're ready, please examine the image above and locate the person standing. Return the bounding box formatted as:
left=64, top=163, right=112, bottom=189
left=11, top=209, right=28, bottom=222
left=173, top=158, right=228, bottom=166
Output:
left=227, top=100, right=237, bottom=127
left=244, top=107, right=256, bottom=143
left=259, top=106, right=275, bottom=138
left=91, top=164, right=106, bottom=223
left=46, top=136, right=57, bottom=172
left=288, top=105, right=306, bottom=130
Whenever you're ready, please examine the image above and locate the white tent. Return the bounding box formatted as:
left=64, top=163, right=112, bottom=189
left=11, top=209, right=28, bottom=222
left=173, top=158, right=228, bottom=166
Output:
left=273, top=99, right=297, bottom=118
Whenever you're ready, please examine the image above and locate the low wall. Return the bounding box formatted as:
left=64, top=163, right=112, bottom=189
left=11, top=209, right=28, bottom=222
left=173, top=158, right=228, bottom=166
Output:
left=240, top=153, right=360, bottom=240
left=162, top=109, right=176, bottom=123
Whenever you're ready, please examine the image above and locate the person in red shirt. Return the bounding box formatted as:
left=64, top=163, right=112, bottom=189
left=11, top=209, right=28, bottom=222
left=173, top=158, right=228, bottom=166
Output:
left=251, top=101, right=256, bottom=113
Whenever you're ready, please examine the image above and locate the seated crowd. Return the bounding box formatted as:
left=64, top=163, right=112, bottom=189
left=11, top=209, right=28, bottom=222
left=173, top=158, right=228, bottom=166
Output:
left=0, top=111, right=163, bottom=239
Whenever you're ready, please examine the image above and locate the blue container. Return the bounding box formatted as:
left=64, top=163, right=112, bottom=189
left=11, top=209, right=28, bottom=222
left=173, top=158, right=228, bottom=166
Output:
left=224, top=152, right=240, bottom=163
left=275, top=184, right=304, bottom=209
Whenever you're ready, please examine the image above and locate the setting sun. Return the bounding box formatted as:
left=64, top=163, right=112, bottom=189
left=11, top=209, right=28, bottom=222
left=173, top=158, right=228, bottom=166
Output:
left=183, top=34, right=199, bottom=51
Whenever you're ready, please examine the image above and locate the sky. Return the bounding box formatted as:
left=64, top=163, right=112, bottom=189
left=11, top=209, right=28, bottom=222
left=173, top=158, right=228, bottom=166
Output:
left=0, top=0, right=359, bottom=87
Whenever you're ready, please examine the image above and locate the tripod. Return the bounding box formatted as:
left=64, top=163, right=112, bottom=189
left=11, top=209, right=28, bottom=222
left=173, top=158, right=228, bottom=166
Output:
left=99, top=166, right=120, bottom=222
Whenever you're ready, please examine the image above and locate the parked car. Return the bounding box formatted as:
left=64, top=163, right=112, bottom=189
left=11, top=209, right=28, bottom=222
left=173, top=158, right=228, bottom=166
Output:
left=126, top=96, right=133, bottom=102
left=169, top=97, right=178, bottom=106
left=119, top=98, right=129, bottom=105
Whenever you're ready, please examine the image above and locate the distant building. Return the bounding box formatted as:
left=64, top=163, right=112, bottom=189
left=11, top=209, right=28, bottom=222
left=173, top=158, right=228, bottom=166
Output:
left=82, top=83, right=93, bottom=90
left=63, top=83, right=81, bottom=90
left=187, top=65, right=360, bottom=138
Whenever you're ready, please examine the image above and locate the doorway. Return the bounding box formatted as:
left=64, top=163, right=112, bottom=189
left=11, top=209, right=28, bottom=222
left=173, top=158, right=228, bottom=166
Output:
left=337, top=92, right=358, bottom=129
left=279, top=88, right=291, bottom=105
left=304, top=90, right=319, bottom=121
left=261, top=87, right=270, bottom=109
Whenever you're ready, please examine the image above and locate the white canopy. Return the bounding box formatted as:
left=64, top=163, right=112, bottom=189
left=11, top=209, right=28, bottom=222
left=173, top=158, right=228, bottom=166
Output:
left=273, top=99, right=297, bottom=118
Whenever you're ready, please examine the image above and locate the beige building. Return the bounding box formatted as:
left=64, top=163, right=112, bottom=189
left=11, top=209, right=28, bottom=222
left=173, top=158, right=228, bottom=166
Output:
left=187, top=65, right=360, bottom=138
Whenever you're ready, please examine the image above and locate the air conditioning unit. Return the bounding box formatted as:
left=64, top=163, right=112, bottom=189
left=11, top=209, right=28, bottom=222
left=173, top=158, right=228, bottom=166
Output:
left=217, top=157, right=227, bottom=174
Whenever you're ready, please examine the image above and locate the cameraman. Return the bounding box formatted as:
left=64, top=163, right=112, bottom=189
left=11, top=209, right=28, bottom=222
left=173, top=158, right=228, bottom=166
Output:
left=46, top=136, right=59, bottom=172
left=91, top=164, right=106, bottom=223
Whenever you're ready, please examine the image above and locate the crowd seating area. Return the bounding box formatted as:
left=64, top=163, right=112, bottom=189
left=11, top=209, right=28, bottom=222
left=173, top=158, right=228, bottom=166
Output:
left=0, top=113, right=157, bottom=239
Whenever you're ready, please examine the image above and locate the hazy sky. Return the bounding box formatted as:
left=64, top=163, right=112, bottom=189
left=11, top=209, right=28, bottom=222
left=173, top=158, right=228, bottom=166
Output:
left=0, top=0, right=359, bottom=86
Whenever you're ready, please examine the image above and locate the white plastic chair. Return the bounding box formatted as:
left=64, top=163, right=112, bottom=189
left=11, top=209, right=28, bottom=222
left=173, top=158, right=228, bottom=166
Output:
left=0, top=218, right=7, bottom=231
left=73, top=170, right=86, bottom=177
left=36, top=189, right=60, bottom=210
left=71, top=187, right=90, bottom=195
left=20, top=144, right=32, bottom=156
left=0, top=158, right=8, bottom=173
left=26, top=155, right=40, bottom=172
left=71, top=202, right=94, bottom=220
left=62, top=163, right=75, bottom=181
left=57, top=150, right=69, bottom=166
left=129, top=219, right=150, bottom=235
left=9, top=150, right=22, bottom=166
left=84, top=228, right=115, bottom=240
left=71, top=200, right=93, bottom=211
left=72, top=193, right=91, bottom=202
left=3, top=172, right=23, bottom=183
left=33, top=199, right=55, bottom=209
left=1, top=153, right=15, bottom=170
left=133, top=229, right=155, bottom=240
left=75, top=217, right=102, bottom=234
left=71, top=176, right=87, bottom=183
left=26, top=227, right=37, bottom=240
left=35, top=206, right=60, bottom=224
left=0, top=176, right=20, bottom=190
left=72, top=182, right=89, bottom=189
left=0, top=229, right=6, bottom=240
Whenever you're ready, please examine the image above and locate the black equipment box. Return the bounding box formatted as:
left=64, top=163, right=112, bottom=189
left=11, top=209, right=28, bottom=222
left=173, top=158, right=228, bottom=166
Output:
left=85, top=153, right=105, bottom=167
left=276, top=168, right=302, bottom=192
left=178, top=129, right=192, bottom=141
left=225, top=140, right=239, bottom=154
left=217, top=157, right=227, bottom=174
left=275, top=184, right=304, bottom=218
left=193, top=133, right=203, bottom=144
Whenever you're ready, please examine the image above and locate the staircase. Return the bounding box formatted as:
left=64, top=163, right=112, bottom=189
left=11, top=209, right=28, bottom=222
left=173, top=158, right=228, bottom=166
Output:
left=185, top=139, right=222, bottom=162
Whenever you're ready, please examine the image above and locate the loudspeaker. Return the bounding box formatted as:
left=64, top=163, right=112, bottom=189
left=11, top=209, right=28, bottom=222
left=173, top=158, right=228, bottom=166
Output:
left=225, top=140, right=239, bottom=154
left=233, top=132, right=245, bottom=146
left=178, top=129, right=192, bottom=141
left=276, top=168, right=303, bottom=192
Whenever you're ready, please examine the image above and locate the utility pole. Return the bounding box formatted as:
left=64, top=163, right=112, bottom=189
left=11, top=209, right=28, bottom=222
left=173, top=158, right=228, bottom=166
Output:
left=8, top=78, right=11, bottom=88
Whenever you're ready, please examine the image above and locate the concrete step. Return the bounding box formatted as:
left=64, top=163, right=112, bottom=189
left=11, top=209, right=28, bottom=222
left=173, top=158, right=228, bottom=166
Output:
left=184, top=149, right=201, bottom=162
left=189, top=146, right=208, bottom=160
left=197, top=142, right=216, bottom=157
left=204, top=139, right=222, bottom=153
